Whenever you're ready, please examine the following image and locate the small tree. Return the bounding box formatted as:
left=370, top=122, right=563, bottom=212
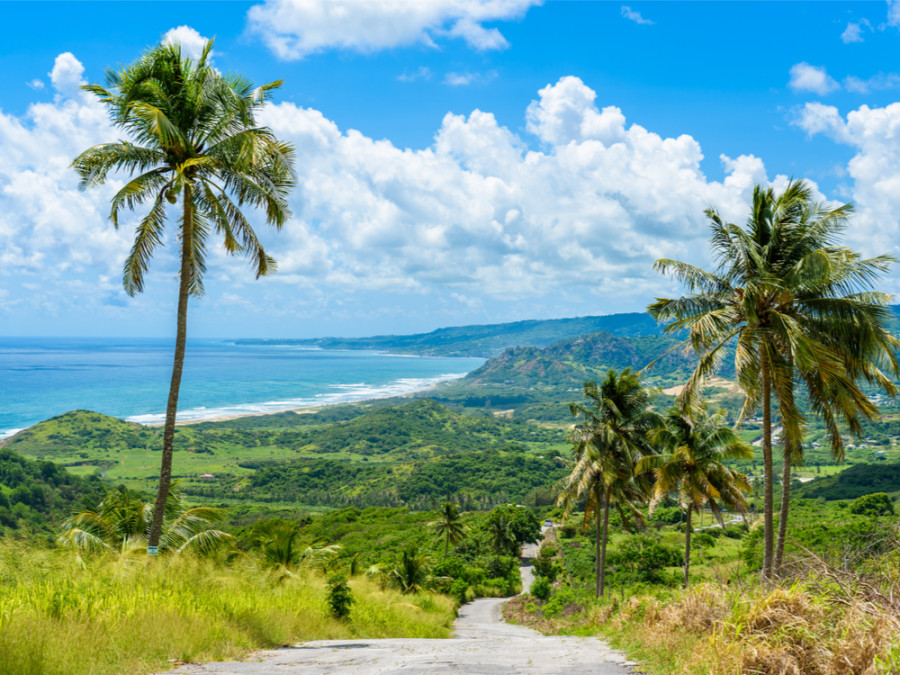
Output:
left=327, top=574, right=354, bottom=619
left=432, top=502, right=466, bottom=556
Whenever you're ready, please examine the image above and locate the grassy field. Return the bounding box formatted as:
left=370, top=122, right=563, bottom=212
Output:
left=0, top=541, right=455, bottom=675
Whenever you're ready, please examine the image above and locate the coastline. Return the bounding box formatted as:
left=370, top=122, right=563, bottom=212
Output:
left=2, top=370, right=468, bottom=438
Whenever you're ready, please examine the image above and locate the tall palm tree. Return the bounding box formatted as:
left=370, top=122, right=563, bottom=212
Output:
left=638, top=408, right=751, bottom=586
left=432, top=501, right=466, bottom=556
left=58, top=485, right=232, bottom=556
left=649, top=180, right=898, bottom=578
left=71, top=41, right=295, bottom=551
left=556, top=369, right=660, bottom=597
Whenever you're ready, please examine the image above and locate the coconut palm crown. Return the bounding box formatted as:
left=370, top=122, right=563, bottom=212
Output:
left=71, top=41, right=295, bottom=550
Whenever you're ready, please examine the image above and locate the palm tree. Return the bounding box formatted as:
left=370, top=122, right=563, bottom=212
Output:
left=58, top=485, right=231, bottom=556
left=432, top=501, right=466, bottom=556
left=487, top=510, right=518, bottom=557
left=556, top=369, right=660, bottom=597
left=388, top=546, right=432, bottom=594
left=71, top=41, right=295, bottom=552
left=638, top=408, right=751, bottom=586
left=649, top=180, right=899, bottom=578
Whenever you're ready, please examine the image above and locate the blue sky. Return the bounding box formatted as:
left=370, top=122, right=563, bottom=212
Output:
left=3, top=1, right=900, bottom=338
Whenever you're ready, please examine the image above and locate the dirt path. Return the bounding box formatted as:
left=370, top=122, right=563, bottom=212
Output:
left=161, top=532, right=637, bottom=674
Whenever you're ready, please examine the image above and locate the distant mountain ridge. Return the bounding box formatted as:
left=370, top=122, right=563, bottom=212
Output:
left=236, top=312, right=659, bottom=357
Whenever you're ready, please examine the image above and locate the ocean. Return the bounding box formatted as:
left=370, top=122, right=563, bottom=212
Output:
left=0, top=337, right=484, bottom=438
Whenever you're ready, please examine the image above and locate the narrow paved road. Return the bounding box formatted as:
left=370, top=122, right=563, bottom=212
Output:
left=161, top=532, right=637, bottom=674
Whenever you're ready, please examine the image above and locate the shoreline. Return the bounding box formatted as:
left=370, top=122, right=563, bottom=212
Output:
left=140, top=372, right=464, bottom=428
left=3, top=373, right=465, bottom=438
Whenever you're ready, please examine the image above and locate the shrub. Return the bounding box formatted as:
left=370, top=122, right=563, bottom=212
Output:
left=849, top=493, right=895, bottom=517
left=327, top=574, right=354, bottom=619
left=531, top=576, right=551, bottom=601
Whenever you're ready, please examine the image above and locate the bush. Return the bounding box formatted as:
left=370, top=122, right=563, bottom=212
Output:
left=533, top=555, right=560, bottom=582
left=608, top=535, right=682, bottom=586
left=531, top=576, right=551, bottom=601
left=849, top=493, right=895, bottom=517
left=327, top=574, right=354, bottom=619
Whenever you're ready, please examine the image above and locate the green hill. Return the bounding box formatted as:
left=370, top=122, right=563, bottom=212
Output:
left=464, top=330, right=696, bottom=388
left=236, top=312, right=660, bottom=357
left=6, top=402, right=569, bottom=507
left=797, top=461, right=900, bottom=501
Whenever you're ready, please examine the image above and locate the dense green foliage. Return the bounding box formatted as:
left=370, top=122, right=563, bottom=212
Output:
left=849, top=492, right=895, bottom=516
left=8, top=401, right=568, bottom=508
left=228, top=447, right=566, bottom=509
left=0, top=447, right=102, bottom=534
left=234, top=505, right=536, bottom=602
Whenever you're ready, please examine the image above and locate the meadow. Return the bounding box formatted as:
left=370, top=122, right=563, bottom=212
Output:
left=0, top=540, right=455, bottom=675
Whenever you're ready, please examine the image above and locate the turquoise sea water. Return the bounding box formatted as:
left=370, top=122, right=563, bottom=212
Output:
left=0, top=338, right=484, bottom=438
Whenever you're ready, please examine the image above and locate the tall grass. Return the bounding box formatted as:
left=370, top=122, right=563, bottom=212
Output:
left=507, top=578, right=899, bottom=674
left=0, top=541, right=455, bottom=675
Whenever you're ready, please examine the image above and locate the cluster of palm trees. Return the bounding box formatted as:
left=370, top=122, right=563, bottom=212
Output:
left=556, top=369, right=751, bottom=596
left=562, top=179, right=898, bottom=596
left=651, top=180, right=898, bottom=580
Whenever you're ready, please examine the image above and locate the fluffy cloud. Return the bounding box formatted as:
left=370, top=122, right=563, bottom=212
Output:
left=788, top=62, right=839, bottom=95
left=246, top=0, right=539, bottom=59
left=794, top=101, right=900, bottom=260
left=162, top=25, right=212, bottom=61
left=257, top=75, right=777, bottom=308
left=2, top=57, right=798, bottom=332
left=49, top=53, right=86, bottom=97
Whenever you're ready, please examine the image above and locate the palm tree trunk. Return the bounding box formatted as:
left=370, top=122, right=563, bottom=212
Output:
left=760, top=345, right=775, bottom=580
left=598, top=489, right=611, bottom=598
left=774, top=450, right=791, bottom=574
left=594, top=492, right=602, bottom=597
left=683, top=505, right=692, bottom=588
left=148, top=185, right=193, bottom=551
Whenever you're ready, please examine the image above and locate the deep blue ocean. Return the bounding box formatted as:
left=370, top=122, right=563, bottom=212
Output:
left=0, top=338, right=484, bottom=438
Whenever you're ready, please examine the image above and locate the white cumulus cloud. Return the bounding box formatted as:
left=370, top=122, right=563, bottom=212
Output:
left=257, top=75, right=780, bottom=309
left=246, top=0, right=540, bottom=59
left=3, top=58, right=810, bottom=332
left=794, top=101, right=900, bottom=261
left=789, top=62, right=839, bottom=95
left=162, top=25, right=212, bottom=61
left=49, top=52, right=86, bottom=97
